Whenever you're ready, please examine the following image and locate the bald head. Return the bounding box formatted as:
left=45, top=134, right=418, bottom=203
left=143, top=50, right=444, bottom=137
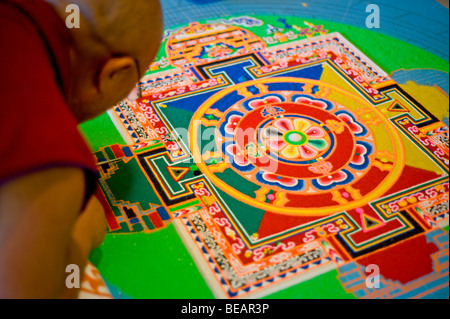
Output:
left=44, top=0, right=163, bottom=122
left=47, top=0, right=163, bottom=75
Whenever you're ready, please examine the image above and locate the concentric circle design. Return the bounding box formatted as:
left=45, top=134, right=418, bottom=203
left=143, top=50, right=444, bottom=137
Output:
left=189, top=78, right=404, bottom=215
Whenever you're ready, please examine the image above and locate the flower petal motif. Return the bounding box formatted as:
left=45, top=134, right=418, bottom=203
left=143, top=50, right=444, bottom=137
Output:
left=307, top=138, right=327, bottom=150
left=248, top=96, right=283, bottom=110
left=292, top=95, right=333, bottom=110
left=318, top=171, right=349, bottom=186
left=295, top=96, right=328, bottom=109
left=255, top=171, right=305, bottom=191
left=219, top=111, right=244, bottom=137
left=352, top=144, right=368, bottom=165
left=262, top=173, right=298, bottom=187
left=281, top=145, right=300, bottom=158
left=266, top=138, right=287, bottom=151
left=293, top=119, right=310, bottom=132
left=348, top=141, right=373, bottom=170
left=335, top=111, right=367, bottom=136
left=274, top=118, right=294, bottom=132
left=304, top=126, right=325, bottom=138
left=224, top=114, right=242, bottom=134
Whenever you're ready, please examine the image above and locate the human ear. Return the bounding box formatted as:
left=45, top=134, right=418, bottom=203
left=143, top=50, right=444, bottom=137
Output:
left=97, top=56, right=138, bottom=97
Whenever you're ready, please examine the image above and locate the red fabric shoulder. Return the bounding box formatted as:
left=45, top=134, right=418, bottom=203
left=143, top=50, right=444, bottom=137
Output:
left=0, top=0, right=98, bottom=200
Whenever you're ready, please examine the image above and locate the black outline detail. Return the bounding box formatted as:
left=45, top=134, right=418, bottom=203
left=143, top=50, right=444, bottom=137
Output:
left=137, top=150, right=198, bottom=206
left=334, top=209, right=424, bottom=258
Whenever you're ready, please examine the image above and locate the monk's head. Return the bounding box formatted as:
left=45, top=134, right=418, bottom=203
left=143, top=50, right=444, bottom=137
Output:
left=45, top=0, right=163, bottom=122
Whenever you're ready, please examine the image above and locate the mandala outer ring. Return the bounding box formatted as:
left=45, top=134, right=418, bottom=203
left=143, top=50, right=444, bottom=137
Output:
left=189, top=77, right=405, bottom=216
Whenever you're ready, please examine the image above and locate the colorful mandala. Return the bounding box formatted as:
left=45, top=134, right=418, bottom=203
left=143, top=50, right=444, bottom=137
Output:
left=190, top=77, right=405, bottom=215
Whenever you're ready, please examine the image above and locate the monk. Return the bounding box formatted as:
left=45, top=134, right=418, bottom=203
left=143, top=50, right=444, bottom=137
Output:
left=0, top=0, right=163, bottom=298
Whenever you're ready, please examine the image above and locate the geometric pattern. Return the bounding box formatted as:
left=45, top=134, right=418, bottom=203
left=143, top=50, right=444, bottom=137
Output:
left=94, top=18, right=449, bottom=298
